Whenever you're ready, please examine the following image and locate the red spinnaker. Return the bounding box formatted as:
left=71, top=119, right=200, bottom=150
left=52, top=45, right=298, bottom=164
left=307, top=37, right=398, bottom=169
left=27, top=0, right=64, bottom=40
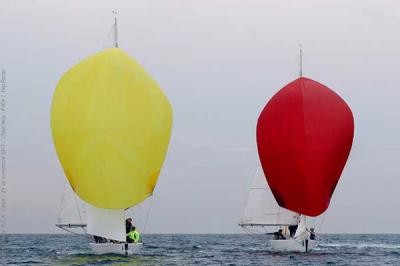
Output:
left=257, top=77, right=354, bottom=217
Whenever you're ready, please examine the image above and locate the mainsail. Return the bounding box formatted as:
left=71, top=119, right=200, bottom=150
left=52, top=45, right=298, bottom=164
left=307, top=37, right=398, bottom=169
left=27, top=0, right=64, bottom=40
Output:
left=56, top=182, right=148, bottom=241
left=86, top=205, right=125, bottom=241
left=257, top=77, right=354, bottom=217
left=294, top=215, right=309, bottom=241
left=240, top=168, right=298, bottom=226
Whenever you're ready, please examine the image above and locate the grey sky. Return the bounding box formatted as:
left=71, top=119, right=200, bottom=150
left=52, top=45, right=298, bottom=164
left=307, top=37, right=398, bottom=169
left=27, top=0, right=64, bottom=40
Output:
left=2, top=0, right=400, bottom=234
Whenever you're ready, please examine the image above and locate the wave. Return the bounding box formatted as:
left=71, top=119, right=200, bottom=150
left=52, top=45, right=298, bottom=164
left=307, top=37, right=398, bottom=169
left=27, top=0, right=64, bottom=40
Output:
left=318, top=243, right=400, bottom=249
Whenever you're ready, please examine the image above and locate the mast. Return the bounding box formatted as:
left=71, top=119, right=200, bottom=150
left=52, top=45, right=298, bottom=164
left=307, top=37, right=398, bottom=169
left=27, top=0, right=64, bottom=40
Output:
left=113, top=11, right=118, bottom=48
left=299, top=44, right=303, bottom=77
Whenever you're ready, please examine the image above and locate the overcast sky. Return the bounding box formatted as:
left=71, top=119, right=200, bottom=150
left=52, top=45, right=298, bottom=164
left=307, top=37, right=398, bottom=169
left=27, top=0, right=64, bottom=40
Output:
left=2, top=0, right=400, bottom=234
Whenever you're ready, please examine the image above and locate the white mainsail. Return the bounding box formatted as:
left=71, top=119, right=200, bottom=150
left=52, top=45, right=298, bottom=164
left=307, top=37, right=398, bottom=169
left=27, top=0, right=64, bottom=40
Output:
left=57, top=182, right=126, bottom=241
left=240, top=167, right=298, bottom=226
left=57, top=182, right=152, bottom=242
left=294, top=215, right=309, bottom=241
left=86, top=205, right=126, bottom=242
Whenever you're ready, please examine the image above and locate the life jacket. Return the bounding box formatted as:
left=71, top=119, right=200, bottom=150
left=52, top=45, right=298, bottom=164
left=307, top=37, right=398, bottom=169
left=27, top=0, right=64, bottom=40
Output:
left=127, top=230, right=140, bottom=243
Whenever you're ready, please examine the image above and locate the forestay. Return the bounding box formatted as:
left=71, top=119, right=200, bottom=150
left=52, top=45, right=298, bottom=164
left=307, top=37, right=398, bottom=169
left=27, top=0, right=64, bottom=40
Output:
left=240, top=168, right=298, bottom=226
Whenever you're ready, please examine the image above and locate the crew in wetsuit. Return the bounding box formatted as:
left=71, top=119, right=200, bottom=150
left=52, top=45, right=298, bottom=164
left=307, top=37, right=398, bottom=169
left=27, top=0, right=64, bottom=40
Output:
left=125, top=218, right=133, bottom=242
left=93, top=235, right=107, bottom=243
left=93, top=235, right=101, bottom=243
left=273, top=229, right=286, bottom=240
left=289, top=225, right=298, bottom=238
left=309, top=228, right=316, bottom=240
left=126, top=218, right=133, bottom=233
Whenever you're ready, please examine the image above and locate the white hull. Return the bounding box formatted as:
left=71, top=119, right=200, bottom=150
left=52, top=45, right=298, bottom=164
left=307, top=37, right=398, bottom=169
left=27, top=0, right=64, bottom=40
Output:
left=270, top=239, right=317, bottom=252
left=89, top=243, right=142, bottom=256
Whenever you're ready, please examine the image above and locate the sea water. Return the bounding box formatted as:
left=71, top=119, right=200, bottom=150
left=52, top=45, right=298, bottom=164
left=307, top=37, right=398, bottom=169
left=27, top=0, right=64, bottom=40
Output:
left=1, top=234, right=399, bottom=265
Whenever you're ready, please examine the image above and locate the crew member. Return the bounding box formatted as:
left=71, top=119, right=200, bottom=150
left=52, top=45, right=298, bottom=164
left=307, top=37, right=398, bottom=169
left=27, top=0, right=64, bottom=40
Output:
left=127, top=226, right=140, bottom=243
left=309, top=228, right=316, bottom=240
left=273, top=229, right=286, bottom=240
left=126, top=218, right=133, bottom=233
left=289, top=225, right=298, bottom=238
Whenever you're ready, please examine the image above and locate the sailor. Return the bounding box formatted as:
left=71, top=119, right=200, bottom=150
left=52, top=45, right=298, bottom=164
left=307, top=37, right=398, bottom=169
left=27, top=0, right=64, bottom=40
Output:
left=93, top=235, right=107, bottom=243
left=288, top=225, right=298, bottom=238
left=125, top=217, right=134, bottom=242
left=126, top=218, right=133, bottom=233
left=273, top=229, right=286, bottom=240
left=309, top=228, right=316, bottom=240
left=126, top=226, right=140, bottom=243
left=93, top=235, right=101, bottom=243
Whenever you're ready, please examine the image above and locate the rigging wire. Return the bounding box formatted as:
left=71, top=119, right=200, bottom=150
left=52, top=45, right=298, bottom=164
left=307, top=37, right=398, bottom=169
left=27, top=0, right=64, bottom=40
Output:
left=57, top=180, right=68, bottom=224
left=141, top=196, right=154, bottom=243
left=125, top=195, right=154, bottom=243
left=57, top=180, right=87, bottom=235
left=57, top=226, right=85, bottom=236
left=316, top=212, right=327, bottom=232
left=72, top=188, right=86, bottom=234
left=299, top=43, right=303, bottom=77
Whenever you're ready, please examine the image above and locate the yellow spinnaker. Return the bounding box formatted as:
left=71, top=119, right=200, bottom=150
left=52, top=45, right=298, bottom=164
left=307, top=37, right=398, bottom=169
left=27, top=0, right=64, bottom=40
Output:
left=51, top=48, right=173, bottom=209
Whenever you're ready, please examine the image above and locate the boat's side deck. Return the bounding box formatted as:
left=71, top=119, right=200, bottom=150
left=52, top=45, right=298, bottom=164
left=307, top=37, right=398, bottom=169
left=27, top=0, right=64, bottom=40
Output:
left=270, top=239, right=317, bottom=252
left=89, top=242, right=143, bottom=256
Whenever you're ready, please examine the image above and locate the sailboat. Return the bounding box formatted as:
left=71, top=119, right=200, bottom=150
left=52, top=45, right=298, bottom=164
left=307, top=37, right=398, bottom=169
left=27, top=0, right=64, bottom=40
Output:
left=52, top=15, right=173, bottom=255
left=240, top=168, right=317, bottom=252
left=241, top=47, right=354, bottom=252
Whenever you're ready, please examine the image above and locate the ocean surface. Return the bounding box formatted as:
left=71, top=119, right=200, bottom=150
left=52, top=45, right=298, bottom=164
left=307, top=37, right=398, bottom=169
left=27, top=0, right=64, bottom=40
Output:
left=1, top=234, right=399, bottom=265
